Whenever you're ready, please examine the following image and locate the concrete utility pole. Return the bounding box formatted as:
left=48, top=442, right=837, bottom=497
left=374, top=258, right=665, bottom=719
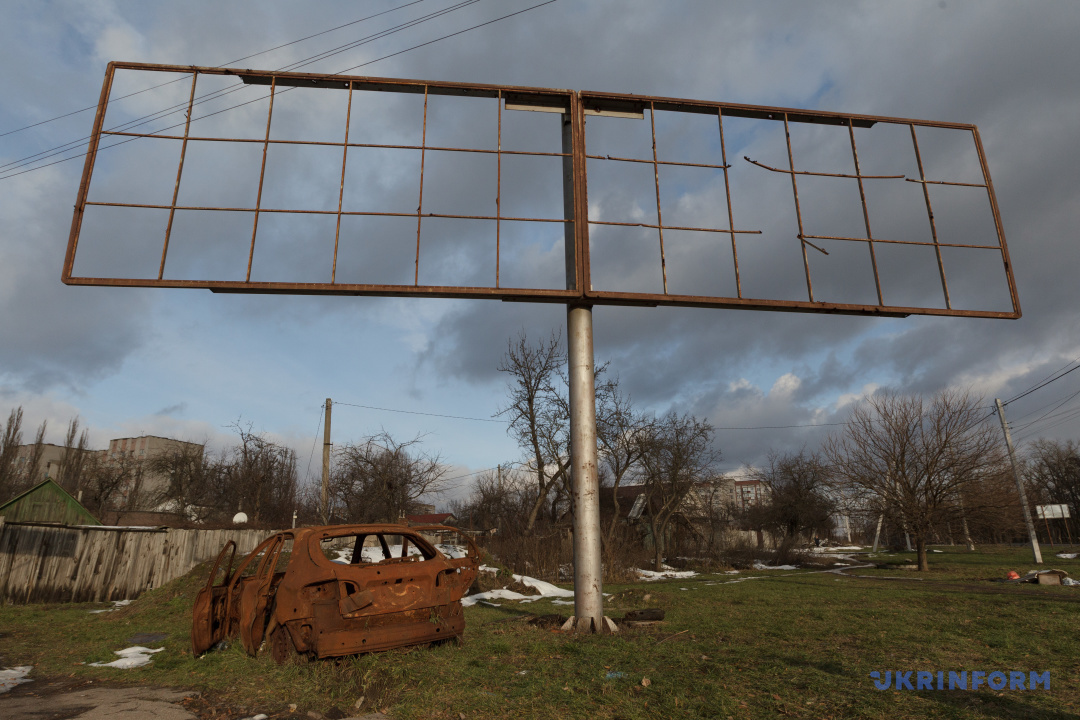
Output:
left=322, top=398, right=332, bottom=524
left=995, top=398, right=1043, bottom=564
left=561, top=110, right=608, bottom=633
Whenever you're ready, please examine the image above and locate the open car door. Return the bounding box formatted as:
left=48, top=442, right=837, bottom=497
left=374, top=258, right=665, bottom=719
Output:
left=191, top=541, right=237, bottom=656
left=237, top=533, right=288, bottom=655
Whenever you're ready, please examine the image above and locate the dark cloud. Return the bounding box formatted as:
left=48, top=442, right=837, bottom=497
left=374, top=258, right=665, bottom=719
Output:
left=2, top=0, right=1079, bottom=474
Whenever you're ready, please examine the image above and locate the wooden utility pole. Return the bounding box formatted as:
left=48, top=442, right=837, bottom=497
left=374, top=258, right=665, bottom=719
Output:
left=322, top=398, right=332, bottom=524
left=995, top=398, right=1042, bottom=564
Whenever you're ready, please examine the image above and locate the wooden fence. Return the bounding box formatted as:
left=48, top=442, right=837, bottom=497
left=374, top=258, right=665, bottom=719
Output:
left=0, top=517, right=271, bottom=605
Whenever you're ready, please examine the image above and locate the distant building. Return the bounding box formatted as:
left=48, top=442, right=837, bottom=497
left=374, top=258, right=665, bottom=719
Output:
left=733, top=478, right=768, bottom=510
left=0, top=478, right=101, bottom=526
left=11, top=443, right=82, bottom=485
left=10, top=435, right=204, bottom=513
left=105, top=436, right=204, bottom=510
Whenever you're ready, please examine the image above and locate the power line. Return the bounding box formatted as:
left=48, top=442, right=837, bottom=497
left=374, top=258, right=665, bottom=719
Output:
left=1012, top=387, right=1080, bottom=433
left=0, top=0, right=429, bottom=140
left=0, top=0, right=556, bottom=182
left=303, top=406, right=325, bottom=480
left=1, top=0, right=486, bottom=179
left=1002, top=361, right=1080, bottom=407
left=1004, top=354, right=1080, bottom=404
left=333, top=401, right=505, bottom=424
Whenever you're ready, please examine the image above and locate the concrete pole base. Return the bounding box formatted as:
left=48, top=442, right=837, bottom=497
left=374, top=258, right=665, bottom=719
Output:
left=560, top=616, right=619, bottom=634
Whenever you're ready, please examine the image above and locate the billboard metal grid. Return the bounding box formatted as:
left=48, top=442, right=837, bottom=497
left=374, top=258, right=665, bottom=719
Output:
left=64, top=62, right=1020, bottom=319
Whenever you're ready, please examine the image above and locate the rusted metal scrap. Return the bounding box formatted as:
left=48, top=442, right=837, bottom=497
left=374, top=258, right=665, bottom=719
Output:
left=191, top=524, right=479, bottom=662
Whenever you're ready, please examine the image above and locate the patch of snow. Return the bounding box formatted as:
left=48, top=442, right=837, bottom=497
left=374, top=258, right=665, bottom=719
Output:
left=512, top=574, right=574, bottom=598
left=1062, top=577, right=1079, bottom=587
left=0, top=666, right=32, bottom=694
left=635, top=568, right=698, bottom=582
left=462, top=588, right=539, bottom=607
left=479, top=565, right=499, bottom=573
left=811, top=546, right=862, bottom=552
left=89, top=646, right=164, bottom=669
left=1057, top=553, right=1077, bottom=559
left=551, top=599, right=574, bottom=605
left=752, top=561, right=798, bottom=570
left=89, top=599, right=133, bottom=614
left=724, top=570, right=740, bottom=574
left=932, top=550, right=943, bottom=553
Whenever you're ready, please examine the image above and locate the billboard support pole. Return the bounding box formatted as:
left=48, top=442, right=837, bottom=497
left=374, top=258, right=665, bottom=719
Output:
left=567, top=303, right=604, bottom=631
left=561, top=101, right=610, bottom=633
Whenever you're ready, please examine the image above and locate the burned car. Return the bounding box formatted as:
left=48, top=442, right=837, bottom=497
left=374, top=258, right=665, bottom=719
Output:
left=191, top=524, right=479, bottom=662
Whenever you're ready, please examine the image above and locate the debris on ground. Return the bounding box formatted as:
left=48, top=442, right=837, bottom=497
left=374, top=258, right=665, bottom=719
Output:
left=619, top=608, right=665, bottom=628
left=1002, top=569, right=1071, bottom=585
left=89, top=646, right=164, bottom=669
left=88, top=599, right=133, bottom=614
left=0, top=666, right=32, bottom=694
left=524, top=614, right=568, bottom=629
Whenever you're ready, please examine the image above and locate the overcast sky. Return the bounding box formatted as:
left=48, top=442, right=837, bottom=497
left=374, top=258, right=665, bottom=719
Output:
left=2, top=0, right=1079, bottom=507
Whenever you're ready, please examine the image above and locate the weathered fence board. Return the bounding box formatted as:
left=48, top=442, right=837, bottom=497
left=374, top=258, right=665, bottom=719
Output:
left=0, top=522, right=270, bottom=605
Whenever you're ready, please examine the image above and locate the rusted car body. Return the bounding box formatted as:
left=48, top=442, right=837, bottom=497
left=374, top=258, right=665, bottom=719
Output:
left=191, top=524, right=479, bottom=662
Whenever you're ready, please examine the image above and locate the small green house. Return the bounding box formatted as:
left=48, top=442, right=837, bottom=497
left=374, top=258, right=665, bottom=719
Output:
left=0, top=479, right=101, bottom=526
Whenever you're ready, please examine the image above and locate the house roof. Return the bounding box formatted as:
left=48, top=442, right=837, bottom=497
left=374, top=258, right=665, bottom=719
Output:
left=406, top=513, right=455, bottom=525
left=0, top=478, right=101, bottom=526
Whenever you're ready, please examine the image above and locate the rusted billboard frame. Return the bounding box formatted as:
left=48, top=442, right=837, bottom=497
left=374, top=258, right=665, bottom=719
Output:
left=576, top=89, right=1020, bottom=318
left=63, top=62, right=1019, bottom=320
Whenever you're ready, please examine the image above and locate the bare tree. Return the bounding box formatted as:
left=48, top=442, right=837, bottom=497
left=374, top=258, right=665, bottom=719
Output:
left=23, top=420, right=48, bottom=487
left=744, top=450, right=835, bottom=551
left=1025, top=438, right=1080, bottom=540
left=80, top=452, right=142, bottom=516
left=639, top=412, right=721, bottom=571
left=0, top=407, right=24, bottom=502
left=331, top=432, right=446, bottom=524
left=497, top=331, right=570, bottom=532
left=56, top=417, right=91, bottom=495
left=450, top=466, right=534, bottom=535
left=598, top=387, right=652, bottom=543
left=148, top=442, right=217, bottom=521
left=825, top=390, right=1003, bottom=571
left=219, top=422, right=298, bottom=526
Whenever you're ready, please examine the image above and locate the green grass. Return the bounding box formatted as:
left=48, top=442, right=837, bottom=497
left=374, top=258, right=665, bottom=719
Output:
left=1, top=545, right=1078, bottom=719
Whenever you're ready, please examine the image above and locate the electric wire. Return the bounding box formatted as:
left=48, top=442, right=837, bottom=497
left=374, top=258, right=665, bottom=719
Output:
left=0, top=0, right=486, bottom=179
left=1012, top=387, right=1080, bottom=434
left=1017, top=405, right=1080, bottom=443
left=0, top=0, right=550, bottom=181
left=333, top=401, right=505, bottom=424
left=303, top=406, right=325, bottom=481
left=1005, top=354, right=1080, bottom=404
left=1, top=1, right=459, bottom=171
left=1002, top=360, right=1080, bottom=407
left=0, top=0, right=429, bottom=140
